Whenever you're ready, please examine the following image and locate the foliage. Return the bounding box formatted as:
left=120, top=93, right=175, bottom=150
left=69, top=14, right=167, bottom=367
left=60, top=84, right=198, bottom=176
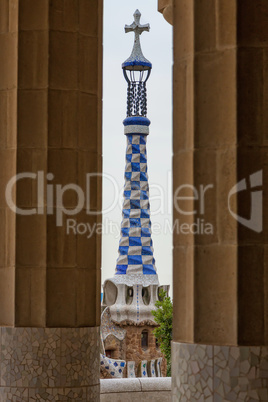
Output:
left=152, top=289, right=173, bottom=376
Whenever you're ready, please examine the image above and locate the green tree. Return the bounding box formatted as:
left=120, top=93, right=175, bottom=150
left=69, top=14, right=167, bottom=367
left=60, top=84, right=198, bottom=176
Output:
left=152, top=289, right=173, bottom=376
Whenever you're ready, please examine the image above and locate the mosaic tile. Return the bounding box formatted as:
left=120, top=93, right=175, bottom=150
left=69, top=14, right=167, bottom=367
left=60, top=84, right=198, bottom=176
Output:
left=61, top=327, right=100, bottom=387
left=0, top=327, right=32, bottom=387
left=156, top=358, right=163, bottom=377
left=30, top=328, right=61, bottom=388
left=148, top=359, right=156, bottom=377
left=0, top=387, right=28, bottom=401
left=127, top=361, right=136, bottom=378
left=29, top=387, right=89, bottom=401
left=27, top=385, right=99, bottom=401
left=172, top=342, right=268, bottom=401
left=138, top=360, right=148, bottom=377
left=101, top=307, right=126, bottom=341
left=115, top=134, right=156, bottom=277
left=100, top=354, right=126, bottom=378
left=122, top=10, right=152, bottom=70
left=0, top=327, right=100, bottom=399
left=87, top=384, right=100, bottom=401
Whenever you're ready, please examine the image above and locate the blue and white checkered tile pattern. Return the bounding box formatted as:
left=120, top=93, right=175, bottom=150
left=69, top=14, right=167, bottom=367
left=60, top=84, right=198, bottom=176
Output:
left=116, top=134, right=156, bottom=276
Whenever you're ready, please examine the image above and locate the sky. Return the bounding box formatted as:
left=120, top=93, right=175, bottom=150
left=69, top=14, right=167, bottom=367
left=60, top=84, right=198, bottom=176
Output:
left=102, top=0, right=173, bottom=294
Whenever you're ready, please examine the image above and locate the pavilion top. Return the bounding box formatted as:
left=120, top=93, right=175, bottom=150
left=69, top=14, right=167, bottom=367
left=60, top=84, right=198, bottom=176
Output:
left=122, top=10, right=152, bottom=71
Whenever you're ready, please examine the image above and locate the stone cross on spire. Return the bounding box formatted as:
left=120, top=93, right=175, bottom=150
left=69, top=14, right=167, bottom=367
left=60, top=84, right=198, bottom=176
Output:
left=125, top=9, right=150, bottom=35
left=122, top=10, right=152, bottom=70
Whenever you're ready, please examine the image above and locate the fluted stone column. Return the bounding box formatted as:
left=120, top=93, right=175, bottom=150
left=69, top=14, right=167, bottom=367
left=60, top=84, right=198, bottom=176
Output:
left=159, top=0, right=268, bottom=400
left=0, top=0, right=18, bottom=328
left=0, top=0, right=102, bottom=400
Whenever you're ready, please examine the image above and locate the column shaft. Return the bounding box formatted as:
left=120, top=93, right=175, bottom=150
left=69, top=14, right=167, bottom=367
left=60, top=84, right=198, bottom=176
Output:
left=0, top=0, right=103, bottom=400
left=172, top=0, right=268, bottom=399
left=0, top=0, right=18, bottom=327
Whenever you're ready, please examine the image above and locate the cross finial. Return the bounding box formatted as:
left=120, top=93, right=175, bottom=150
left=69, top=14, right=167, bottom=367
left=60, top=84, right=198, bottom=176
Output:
left=122, top=10, right=152, bottom=70
left=125, top=9, right=150, bottom=35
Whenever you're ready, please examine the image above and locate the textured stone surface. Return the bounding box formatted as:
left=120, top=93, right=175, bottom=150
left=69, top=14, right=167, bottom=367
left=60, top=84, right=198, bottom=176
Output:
left=0, top=385, right=100, bottom=401
left=100, top=391, right=171, bottom=402
left=172, top=342, right=268, bottom=401
left=140, top=377, right=171, bottom=391
left=0, top=387, right=28, bottom=402
left=101, top=323, right=166, bottom=379
left=101, top=307, right=126, bottom=341
left=0, top=327, right=100, bottom=400
left=100, top=378, right=141, bottom=393
left=125, top=325, right=166, bottom=377
left=100, top=377, right=171, bottom=401
left=100, top=378, right=171, bottom=402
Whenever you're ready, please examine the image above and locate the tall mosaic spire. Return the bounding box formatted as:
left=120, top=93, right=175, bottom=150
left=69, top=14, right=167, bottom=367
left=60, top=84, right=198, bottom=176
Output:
left=101, top=11, right=169, bottom=325
left=115, top=10, right=156, bottom=277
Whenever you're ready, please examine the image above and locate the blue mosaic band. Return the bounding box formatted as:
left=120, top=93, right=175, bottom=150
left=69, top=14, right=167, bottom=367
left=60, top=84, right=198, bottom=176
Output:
left=122, top=60, right=152, bottom=69
left=123, top=117, right=151, bottom=126
left=115, top=134, right=157, bottom=276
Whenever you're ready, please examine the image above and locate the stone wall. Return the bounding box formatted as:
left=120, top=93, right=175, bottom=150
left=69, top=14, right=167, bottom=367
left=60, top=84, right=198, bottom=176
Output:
left=100, top=378, right=171, bottom=402
left=125, top=324, right=166, bottom=377
left=101, top=335, right=125, bottom=379
left=101, top=324, right=166, bottom=378
left=103, top=334, right=125, bottom=360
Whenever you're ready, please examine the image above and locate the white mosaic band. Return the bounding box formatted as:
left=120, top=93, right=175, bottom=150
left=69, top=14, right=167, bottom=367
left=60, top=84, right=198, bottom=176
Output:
left=124, top=125, right=149, bottom=135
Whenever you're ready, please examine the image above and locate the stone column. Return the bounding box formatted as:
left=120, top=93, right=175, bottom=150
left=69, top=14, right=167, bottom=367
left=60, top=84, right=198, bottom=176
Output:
left=158, top=0, right=173, bottom=25
left=171, top=0, right=268, bottom=400
left=0, top=0, right=102, bottom=400
left=0, top=0, right=18, bottom=328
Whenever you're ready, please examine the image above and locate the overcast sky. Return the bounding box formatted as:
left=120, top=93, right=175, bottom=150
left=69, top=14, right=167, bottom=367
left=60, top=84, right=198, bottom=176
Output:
left=102, top=0, right=173, bottom=294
